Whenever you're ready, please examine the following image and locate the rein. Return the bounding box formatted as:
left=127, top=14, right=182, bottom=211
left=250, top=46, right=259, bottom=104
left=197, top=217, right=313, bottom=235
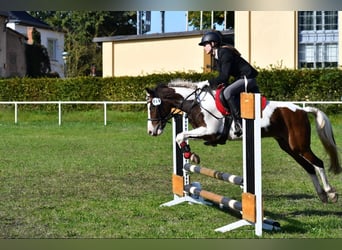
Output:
left=147, top=89, right=197, bottom=124
left=148, top=86, right=223, bottom=125
left=195, top=87, right=223, bottom=120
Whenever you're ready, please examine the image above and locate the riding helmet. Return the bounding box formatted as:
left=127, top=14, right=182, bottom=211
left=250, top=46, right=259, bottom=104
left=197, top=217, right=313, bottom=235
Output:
left=198, top=31, right=222, bottom=47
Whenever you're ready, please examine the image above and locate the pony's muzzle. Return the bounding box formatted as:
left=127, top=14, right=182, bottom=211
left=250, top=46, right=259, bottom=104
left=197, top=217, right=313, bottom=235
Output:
left=148, top=128, right=163, bottom=136
left=147, top=122, right=163, bottom=136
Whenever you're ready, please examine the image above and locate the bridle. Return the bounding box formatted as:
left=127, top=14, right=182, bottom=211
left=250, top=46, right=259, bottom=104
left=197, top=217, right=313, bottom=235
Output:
left=146, top=88, right=197, bottom=126
left=147, top=86, right=222, bottom=128
left=146, top=95, right=178, bottom=128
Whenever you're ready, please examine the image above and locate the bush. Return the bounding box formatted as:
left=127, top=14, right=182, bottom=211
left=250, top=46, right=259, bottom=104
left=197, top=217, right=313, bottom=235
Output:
left=257, top=68, right=342, bottom=102
left=0, top=69, right=341, bottom=113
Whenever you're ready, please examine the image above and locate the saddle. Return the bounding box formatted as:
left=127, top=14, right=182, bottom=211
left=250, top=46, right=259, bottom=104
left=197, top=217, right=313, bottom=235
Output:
left=203, top=85, right=267, bottom=146
left=215, top=84, right=231, bottom=116
left=215, top=84, right=267, bottom=116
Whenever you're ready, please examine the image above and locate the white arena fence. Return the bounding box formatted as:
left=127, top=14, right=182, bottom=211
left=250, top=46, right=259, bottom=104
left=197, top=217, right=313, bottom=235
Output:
left=0, top=100, right=340, bottom=126
left=0, top=101, right=145, bottom=126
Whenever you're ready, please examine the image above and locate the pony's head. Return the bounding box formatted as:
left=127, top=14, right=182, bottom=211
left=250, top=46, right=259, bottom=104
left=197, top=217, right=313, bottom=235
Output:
left=146, top=84, right=183, bottom=136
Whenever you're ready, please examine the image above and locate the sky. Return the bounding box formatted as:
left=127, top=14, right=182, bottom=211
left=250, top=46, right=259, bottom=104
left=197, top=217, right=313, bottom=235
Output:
left=146, top=11, right=225, bottom=34
left=146, top=11, right=189, bottom=34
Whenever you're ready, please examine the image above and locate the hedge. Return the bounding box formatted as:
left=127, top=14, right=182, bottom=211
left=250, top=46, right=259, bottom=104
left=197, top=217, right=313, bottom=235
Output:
left=0, top=69, right=341, bottom=113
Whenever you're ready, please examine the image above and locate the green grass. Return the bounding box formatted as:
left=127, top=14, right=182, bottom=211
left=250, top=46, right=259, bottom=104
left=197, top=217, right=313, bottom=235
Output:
left=0, top=109, right=341, bottom=238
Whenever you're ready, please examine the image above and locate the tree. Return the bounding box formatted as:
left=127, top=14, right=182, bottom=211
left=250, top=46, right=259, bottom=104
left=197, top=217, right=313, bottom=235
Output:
left=188, top=11, right=234, bottom=30
left=29, top=11, right=137, bottom=77
left=25, top=28, right=51, bottom=77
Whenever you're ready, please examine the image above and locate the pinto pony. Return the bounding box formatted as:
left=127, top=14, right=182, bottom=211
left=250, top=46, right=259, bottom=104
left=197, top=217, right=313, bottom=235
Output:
left=146, top=80, right=341, bottom=203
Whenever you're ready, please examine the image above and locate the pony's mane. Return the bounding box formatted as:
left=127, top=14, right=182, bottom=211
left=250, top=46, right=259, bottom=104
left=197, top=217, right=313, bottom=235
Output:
left=152, top=83, right=179, bottom=99
left=168, top=79, right=198, bottom=90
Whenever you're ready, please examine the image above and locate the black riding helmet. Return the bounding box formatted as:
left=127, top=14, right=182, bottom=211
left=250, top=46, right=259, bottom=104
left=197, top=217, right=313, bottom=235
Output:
left=198, top=31, right=222, bottom=47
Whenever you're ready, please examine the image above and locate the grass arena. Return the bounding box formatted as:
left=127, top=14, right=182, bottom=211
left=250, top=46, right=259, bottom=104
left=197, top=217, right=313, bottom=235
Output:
left=0, top=108, right=341, bottom=238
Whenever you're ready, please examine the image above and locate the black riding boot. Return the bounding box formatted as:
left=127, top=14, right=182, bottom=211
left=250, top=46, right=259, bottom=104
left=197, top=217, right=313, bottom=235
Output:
left=227, top=98, right=242, bottom=137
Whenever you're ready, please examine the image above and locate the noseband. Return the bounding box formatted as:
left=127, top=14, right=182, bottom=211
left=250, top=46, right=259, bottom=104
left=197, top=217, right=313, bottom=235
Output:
left=147, top=89, right=195, bottom=125
left=147, top=96, right=177, bottom=127
left=147, top=87, right=208, bottom=126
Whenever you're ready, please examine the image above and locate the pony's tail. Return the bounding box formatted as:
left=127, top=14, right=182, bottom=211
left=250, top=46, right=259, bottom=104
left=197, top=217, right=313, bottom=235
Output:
left=304, top=106, right=341, bottom=174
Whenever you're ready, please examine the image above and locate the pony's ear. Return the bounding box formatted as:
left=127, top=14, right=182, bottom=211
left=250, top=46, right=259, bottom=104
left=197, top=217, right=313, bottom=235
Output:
left=145, top=87, right=153, bottom=95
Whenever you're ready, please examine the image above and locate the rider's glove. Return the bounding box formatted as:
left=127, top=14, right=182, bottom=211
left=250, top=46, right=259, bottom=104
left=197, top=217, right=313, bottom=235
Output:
left=197, top=80, right=210, bottom=89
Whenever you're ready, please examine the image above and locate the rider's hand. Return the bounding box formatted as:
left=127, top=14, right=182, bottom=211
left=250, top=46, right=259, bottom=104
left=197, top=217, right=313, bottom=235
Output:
left=197, top=80, right=210, bottom=89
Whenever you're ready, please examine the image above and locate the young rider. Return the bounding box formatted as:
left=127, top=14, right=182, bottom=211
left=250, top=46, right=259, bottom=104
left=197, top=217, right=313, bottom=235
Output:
left=197, top=31, right=259, bottom=136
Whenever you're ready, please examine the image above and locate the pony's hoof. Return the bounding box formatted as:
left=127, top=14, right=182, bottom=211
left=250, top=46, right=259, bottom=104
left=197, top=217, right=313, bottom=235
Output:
left=318, top=192, right=328, bottom=203
left=327, top=188, right=338, bottom=203
left=190, top=153, right=200, bottom=164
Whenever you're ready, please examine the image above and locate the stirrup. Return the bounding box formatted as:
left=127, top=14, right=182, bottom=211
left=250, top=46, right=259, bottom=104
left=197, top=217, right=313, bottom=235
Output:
left=234, top=128, right=242, bottom=137
left=234, top=122, right=242, bottom=137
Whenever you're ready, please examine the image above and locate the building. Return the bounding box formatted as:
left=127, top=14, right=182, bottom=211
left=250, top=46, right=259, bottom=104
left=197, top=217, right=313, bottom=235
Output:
left=235, top=11, right=341, bottom=69
left=6, top=11, right=65, bottom=77
left=94, top=11, right=341, bottom=77
left=0, top=11, right=27, bottom=77
left=94, top=30, right=231, bottom=77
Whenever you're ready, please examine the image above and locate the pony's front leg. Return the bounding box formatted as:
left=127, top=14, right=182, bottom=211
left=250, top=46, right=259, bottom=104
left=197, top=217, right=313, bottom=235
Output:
left=175, top=132, right=198, bottom=163
left=175, top=126, right=211, bottom=164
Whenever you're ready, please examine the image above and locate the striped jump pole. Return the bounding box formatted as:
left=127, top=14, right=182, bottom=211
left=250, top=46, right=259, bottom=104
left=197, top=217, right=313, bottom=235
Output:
left=183, top=163, right=243, bottom=186
left=184, top=185, right=242, bottom=212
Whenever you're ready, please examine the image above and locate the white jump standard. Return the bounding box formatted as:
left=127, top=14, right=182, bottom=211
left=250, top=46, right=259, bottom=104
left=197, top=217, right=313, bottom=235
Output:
left=160, top=93, right=280, bottom=236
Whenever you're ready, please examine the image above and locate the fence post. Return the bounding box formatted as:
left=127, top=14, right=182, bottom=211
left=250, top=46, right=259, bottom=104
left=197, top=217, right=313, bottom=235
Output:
left=58, top=102, right=62, bottom=126
left=14, top=102, right=18, bottom=124
left=104, top=102, right=107, bottom=126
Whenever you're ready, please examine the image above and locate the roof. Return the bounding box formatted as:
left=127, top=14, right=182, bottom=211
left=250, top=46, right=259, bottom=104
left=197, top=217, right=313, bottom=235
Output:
left=0, top=11, right=9, bottom=17
left=6, top=27, right=28, bottom=39
left=93, top=29, right=234, bottom=43
left=7, top=11, right=51, bottom=30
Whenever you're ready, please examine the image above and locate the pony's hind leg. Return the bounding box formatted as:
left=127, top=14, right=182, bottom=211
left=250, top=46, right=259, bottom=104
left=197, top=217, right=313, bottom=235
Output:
left=296, top=149, right=338, bottom=203
left=314, top=166, right=338, bottom=203
left=276, top=138, right=337, bottom=203
left=302, top=149, right=338, bottom=202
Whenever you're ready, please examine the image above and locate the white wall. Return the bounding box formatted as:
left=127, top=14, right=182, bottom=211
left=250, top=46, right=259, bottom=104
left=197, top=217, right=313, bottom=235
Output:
left=7, top=23, right=65, bottom=77
left=235, top=11, right=297, bottom=69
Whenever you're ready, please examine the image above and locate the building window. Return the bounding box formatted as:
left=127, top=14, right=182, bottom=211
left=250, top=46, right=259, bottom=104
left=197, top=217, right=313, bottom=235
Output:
left=298, top=11, right=338, bottom=68
left=47, top=38, right=57, bottom=61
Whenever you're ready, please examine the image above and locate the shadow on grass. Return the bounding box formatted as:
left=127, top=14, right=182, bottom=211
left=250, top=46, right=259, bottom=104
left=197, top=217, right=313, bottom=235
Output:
left=208, top=200, right=310, bottom=235
left=265, top=193, right=316, bottom=200
left=263, top=193, right=342, bottom=235
left=264, top=208, right=342, bottom=235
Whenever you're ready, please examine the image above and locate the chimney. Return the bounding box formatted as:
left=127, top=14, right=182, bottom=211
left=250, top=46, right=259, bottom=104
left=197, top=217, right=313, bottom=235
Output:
left=27, top=27, right=34, bottom=44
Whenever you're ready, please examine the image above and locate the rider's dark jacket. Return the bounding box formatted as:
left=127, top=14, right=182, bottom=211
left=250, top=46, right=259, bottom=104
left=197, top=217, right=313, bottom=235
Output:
left=208, top=46, right=258, bottom=89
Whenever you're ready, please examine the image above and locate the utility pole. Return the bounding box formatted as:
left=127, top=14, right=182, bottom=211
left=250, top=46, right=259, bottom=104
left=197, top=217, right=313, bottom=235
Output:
left=200, top=11, right=203, bottom=30
left=161, top=11, right=165, bottom=33
left=211, top=11, right=214, bottom=29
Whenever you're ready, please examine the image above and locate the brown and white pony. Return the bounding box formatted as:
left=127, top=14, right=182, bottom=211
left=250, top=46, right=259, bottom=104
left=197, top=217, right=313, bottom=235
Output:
left=146, top=80, right=341, bottom=203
